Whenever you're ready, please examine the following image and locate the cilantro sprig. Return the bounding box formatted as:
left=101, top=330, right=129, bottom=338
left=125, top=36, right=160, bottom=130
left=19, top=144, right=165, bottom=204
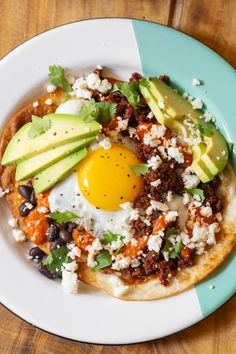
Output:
left=80, top=99, right=117, bottom=123
left=48, top=65, right=72, bottom=94
left=44, top=246, right=71, bottom=276
left=162, top=227, right=181, bottom=259
left=28, top=115, right=51, bottom=139
left=113, top=81, right=142, bottom=107
left=49, top=211, right=78, bottom=223
left=196, top=121, right=214, bottom=137
left=93, top=250, right=112, bottom=272
left=101, top=230, right=125, bottom=255
left=130, top=163, right=149, bottom=176
left=186, top=188, right=205, bottom=202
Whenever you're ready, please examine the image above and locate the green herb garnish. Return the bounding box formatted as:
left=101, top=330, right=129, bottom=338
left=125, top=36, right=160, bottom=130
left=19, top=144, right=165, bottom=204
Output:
left=28, top=115, right=51, bottom=139
left=130, top=163, right=149, bottom=176
left=44, top=246, right=71, bottom=276
left=101, top=230, right=125, bottom=255
left=186, top=188, right=205, bottom=202
left=196, top=121, right=214, bottom=137
left=139, top=78, right=150, bottom=89
left=113, top=81, right=142, bottom=107
left=80, top=99, right=117, bottom=123
left=93, top=250, right=112, bottom=272
left=170, top=241, right=182, bottom=259
left=49, top=211, right=78, bottom=223
left=166, top=227, right=178, bottom=238
left=48, top=65, right=72, bottom=94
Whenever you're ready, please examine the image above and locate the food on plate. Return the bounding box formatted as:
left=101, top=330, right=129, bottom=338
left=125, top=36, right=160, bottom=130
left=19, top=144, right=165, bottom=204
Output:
left=0, top=65, right=235, bottom=300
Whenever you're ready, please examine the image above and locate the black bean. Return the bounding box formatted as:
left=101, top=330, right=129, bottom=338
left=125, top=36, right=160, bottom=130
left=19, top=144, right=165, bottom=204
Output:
left=46, top=224, right=59, bottom=242
left=59, top=229, right=72, bottom=243
left=29, top=247, right=46, bottom=260
left=29, top=190, right=37, bottom=206
left=50, top=239, right=65, bottom=252
left=38, top=263, right=57, bottom=279
left=18, top=185, right=31, bottom=200
left=67, top=222, right=77, bottom=233
left=27, top=181, right=33, bottom=189
left=19, top=202, right=32, bottom=217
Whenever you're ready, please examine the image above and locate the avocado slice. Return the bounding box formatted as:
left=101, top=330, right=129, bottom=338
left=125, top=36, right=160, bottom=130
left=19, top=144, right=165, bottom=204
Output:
left=15, top=136, right=95, bottom=182
left=1, top=114, right=101, bottom=166
left=34, top=148, right=87, bottom=194
left=140, top=78, right=228, bottom=181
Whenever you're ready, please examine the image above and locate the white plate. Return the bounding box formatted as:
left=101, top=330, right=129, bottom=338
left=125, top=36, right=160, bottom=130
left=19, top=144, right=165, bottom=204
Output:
left=0, top=19, right=235, bottom=344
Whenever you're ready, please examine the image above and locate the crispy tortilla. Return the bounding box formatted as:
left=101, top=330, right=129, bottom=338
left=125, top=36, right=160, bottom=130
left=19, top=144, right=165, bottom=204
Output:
left=0, top=90, right=235, bottom=301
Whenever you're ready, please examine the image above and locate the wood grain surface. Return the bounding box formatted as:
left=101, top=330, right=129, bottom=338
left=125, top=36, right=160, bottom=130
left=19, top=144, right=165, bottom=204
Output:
left=0, top=0, right=235, bottom=353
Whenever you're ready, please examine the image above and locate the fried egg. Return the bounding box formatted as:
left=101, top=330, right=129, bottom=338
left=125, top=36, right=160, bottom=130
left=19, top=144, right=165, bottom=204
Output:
left=48, top=136, right=143, bottom=238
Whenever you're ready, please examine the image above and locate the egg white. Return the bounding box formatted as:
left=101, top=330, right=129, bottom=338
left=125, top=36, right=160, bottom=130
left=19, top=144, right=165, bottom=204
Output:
left=48, top=172, right=132, bottom=238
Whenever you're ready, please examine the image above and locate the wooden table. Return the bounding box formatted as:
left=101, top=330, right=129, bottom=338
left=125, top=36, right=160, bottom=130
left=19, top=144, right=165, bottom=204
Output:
left=0, top=1, right=235, bottom=353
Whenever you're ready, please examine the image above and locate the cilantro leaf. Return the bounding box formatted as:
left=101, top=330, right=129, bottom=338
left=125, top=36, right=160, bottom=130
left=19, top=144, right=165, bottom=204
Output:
left=186, top=188, right=205, bottom=202
left=48, top=65, right=72, bottom=94
left=93, top=250, right=112, bottom=272
left=113, top=81, right=142, bottom=107
left=166, top=227, right=178, bottom=238
left=44, top=246, right=71, bottom=276
left=28, top=115, right=51, bottom=139
left=96, top=102, right=117, bottom=123
left=80, top=99, right=117, bottom=123
left=80, top=100, right=100, bottom=122
left=161, top=238, right=172, bottom=255
left=196, top=121, right=214, bottom=137
left=139, top=78, right=150, bottom=89
left=130, top=163, right=149, bottom=176
left=49, top=211, right=78, bottom=223
left=170, top=241, right=182, bottom=259
left=101, top=230, right=125, bottom=255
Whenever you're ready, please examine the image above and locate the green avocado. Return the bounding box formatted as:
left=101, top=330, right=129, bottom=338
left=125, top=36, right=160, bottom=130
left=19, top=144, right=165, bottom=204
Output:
left=34, top=148, right=87, bottom=194
left=15, top=136, right=95, bottom=182
left=1, top=114, right=101, bottom=166
left=139, top=78, right=228, bottom=181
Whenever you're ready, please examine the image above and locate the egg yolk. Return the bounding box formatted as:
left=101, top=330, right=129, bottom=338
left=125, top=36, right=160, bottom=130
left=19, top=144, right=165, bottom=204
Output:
left=77, top=145, right=143, bottom=211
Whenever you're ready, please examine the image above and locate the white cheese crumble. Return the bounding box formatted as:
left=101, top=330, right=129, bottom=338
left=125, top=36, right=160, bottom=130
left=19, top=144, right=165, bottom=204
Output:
left=67, top=244, right=81, bottom=260
left=117, top=116, right=129, bottom=131
left=33, top=100, right=39, bottom=108
left=8, top=218, right=18, bottom=228
left=182, top=167, right=200, bottom=189
left=46, top=83, right=56, bottom=93
left=62, top=268, right=78, bottom=294
left=200, top=206, right=212, bottom=217
left=192, top=78, right=201, bottom=86
left=99, top=137, right=112, bottom=150
left=72, top=77, right=92, bottom=99
left=128, top=127, right=136, bottom=138
left=147, top=112, right=154, bottom=119
left=166, top=191, right=173, bottom=202
left=25, top=202, right=34, bottom=210
left=183, top=192, right=191, bottom=205
left=191, top=98, right=203, bottom=110
left=165, top=210, right=178, bottom=223
left=12, top=229, right=26, bottom=242
left=147, top=155, right=162, bottom=170
left=146, top=200, right=169, bottom=215
left=167, top=147, right=184, bottom=164
left=203, top=111, right=215, bottom=122
left=37, top=206, right=49, bottom=214
left=129, top=209, right=139, bottom=221
left=45, top=98, right=53, bottom=106
left=86, top=73, right=112, bottom=93
left=131, top=258, right=141, bottom=268
left=112, top=256, right=131, bottom=270
left=148, top=234, right=163, bottom=253
left=143, top=124, right=166, bottom=147
left=86, top=238, right=103, bottom=268
left=150, top=179, right=161, bottom=187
